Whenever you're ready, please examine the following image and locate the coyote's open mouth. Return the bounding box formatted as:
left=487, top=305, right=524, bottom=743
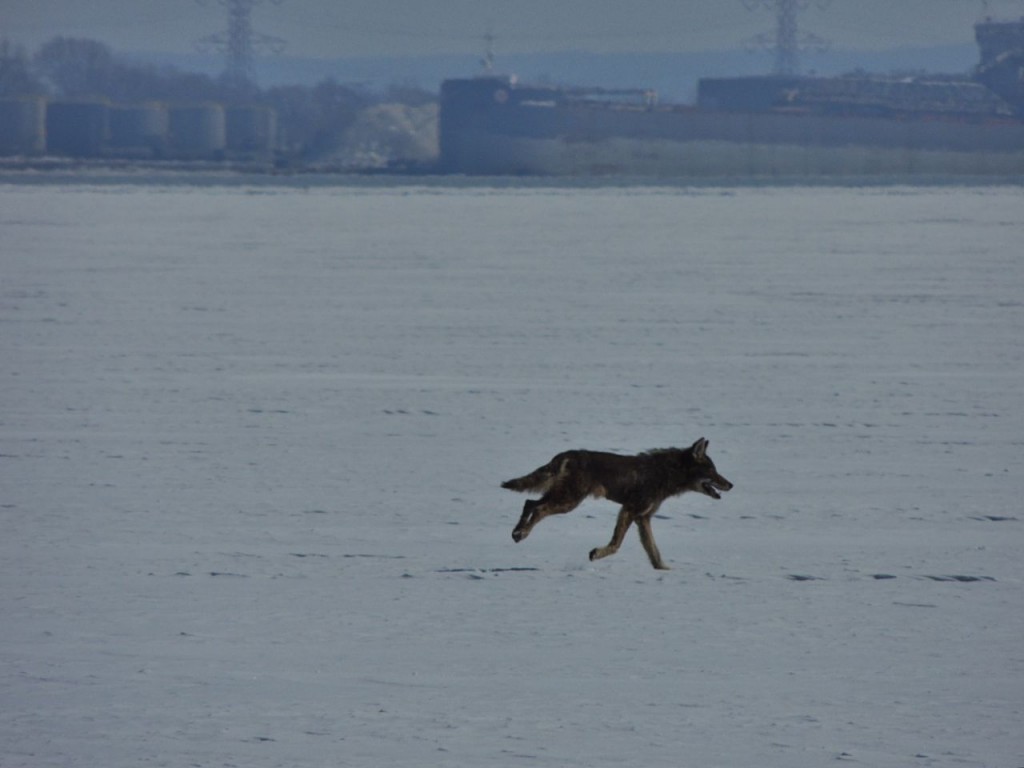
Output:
left=701, top=479, right=731, bottom=499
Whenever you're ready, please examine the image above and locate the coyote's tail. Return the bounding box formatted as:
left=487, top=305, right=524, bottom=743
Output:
left=501, top=458, right=562, bottom=494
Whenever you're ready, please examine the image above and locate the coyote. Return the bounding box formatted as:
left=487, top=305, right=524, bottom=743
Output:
left=502, top=438, right=732, bottom=570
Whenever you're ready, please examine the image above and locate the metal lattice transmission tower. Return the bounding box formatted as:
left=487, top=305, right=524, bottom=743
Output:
left=480, top=27, right=497, bottom=73
left=197, top=0, right=285, bottom=92
left=744, top=0, right=830, bottom=76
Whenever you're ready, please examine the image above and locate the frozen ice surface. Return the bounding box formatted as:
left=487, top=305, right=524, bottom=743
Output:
left=1, top=179, right=1022, bottom=767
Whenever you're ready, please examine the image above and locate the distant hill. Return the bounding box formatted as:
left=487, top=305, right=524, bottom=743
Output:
left=135, top=44, right=980, bottom=104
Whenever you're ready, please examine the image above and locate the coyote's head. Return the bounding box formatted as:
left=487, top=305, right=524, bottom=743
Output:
left=689, top=437, right=733, bottom=499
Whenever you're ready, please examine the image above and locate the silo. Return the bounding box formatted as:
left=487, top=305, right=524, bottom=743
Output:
left=226, top=105, right=278, bottom=154
left=0, top=97, right=46, bottom=155
left=168, top=103, right=226, bottom=158
left=110, top=102, right=169, bottom=155
left=46, top=100, right=110, bottom=156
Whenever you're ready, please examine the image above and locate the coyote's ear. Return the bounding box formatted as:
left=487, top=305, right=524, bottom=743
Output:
left=692, top=437, right=708, bottom=460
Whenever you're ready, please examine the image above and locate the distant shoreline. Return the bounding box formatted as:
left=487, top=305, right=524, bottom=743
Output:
left=2, top=159, right=1022, bottom=189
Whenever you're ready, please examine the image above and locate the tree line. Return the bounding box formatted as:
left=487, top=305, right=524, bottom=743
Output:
left=0, top=36, right=435, bottom=158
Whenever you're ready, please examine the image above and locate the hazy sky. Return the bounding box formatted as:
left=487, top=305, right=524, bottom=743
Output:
left=4, top=0, right=1022, bottom=58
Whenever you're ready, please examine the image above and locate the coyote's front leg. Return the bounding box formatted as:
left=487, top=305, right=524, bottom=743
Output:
left=635, top=515, right=670, bottom=570
left=590, top=504, right=669, bottom=570
left=588, top=507, right=634, bottom=563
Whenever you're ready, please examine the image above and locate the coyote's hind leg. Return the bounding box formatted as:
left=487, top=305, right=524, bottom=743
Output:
left=511, top=499, right=539, bottom=542
left=588, top=507, right=634, bottom=562
left=511, top=491, right=585, bottom=543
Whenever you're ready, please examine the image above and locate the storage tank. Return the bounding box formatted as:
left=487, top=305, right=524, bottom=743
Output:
left=109, top=102, right=168, bottom=154
left=0, top=97, right=46, bottom=155
left=46, top=100, right=109, bottom=156
left=226, top=105, right=277, bottom=153
left=168, top=103, right=226, bottom=158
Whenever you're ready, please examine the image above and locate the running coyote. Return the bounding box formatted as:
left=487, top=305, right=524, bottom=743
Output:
left=502, top=438, right=733, bottom=570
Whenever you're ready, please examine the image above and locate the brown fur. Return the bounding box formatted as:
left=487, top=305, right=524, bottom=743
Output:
left=502, top=437, right=733, bottom=570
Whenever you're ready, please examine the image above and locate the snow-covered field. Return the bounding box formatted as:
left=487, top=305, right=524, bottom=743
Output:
left=2, top=179, right=1022, bottom=768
